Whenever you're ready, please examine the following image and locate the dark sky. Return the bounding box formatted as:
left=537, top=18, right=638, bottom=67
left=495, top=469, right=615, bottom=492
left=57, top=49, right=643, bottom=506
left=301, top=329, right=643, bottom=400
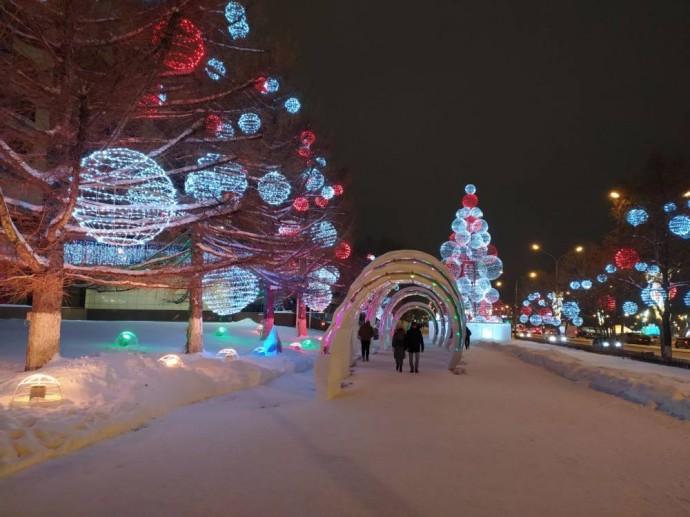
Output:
left=263, top=0, right=690, bottom=284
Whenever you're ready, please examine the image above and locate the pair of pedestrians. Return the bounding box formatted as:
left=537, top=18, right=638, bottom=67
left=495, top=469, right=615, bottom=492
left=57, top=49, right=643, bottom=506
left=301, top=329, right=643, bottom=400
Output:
left=391, top=322, right=424, bottom=373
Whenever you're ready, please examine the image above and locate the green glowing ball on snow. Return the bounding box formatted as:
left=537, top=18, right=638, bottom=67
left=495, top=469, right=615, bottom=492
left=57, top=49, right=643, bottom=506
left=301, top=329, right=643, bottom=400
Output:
left=216, top=326, right=229, bottom=337
left=116, top=331, right=138, bottom=347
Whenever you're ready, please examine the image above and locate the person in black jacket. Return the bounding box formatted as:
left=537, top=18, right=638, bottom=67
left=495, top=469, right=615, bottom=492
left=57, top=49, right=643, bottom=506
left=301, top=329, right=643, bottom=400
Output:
left=464, top=326, right=472, bottom=350
left=405, top=322, right=424, bottom=373
left=358, top=320, right=375, bottom=361
left=391, top=326, right=407, bottom=372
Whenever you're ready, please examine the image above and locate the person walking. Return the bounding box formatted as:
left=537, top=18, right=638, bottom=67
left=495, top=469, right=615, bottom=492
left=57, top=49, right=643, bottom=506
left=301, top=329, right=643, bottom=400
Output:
left=391, top=326, right=407, bottom=372
left=464, top=326, right=472, bottom=350
left=405, top=322, right=424, bottom=373
left=358, top=320, right=375, bottom=362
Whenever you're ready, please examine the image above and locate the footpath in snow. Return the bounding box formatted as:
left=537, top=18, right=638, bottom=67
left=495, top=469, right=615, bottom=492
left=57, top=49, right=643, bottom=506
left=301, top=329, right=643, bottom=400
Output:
left=1, top=343, right=689, bottom=516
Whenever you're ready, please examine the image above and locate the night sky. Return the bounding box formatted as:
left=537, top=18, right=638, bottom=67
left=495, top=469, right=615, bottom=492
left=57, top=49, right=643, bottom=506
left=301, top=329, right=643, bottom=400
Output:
left=263, top=0, right=690, bottom=285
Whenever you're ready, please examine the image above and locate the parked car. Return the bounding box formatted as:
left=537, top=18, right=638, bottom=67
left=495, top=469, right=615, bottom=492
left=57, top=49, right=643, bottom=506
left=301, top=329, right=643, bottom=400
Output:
left=576, top=328, right=598, bottom=339
left=675, top=337, right=690, bottom=349
left=592, top=336, right=622, bottom=349
left=623, top=332, right=652, bottom=345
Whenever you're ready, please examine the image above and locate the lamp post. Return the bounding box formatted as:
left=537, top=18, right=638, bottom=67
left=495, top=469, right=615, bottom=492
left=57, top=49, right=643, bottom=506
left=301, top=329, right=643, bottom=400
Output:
left=530, top=243, right=584, bottom=284
left=513, top=271, right=538, bottom=329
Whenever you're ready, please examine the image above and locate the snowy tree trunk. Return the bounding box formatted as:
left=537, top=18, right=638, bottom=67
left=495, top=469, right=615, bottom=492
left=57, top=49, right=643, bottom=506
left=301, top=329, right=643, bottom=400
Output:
left=25, top=273, right=63, bottom=371
left=186, top=227, right=204, bottom=354
left=296, top=294, right=308, bottom=337
left=262, top=287, right=274, bottom=340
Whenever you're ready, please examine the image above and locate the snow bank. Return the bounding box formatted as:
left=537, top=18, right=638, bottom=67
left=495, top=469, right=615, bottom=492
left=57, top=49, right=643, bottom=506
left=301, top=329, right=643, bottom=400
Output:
left=0, top=320, right=320, bottom=477
left=479, top=340, right=690, bottom=420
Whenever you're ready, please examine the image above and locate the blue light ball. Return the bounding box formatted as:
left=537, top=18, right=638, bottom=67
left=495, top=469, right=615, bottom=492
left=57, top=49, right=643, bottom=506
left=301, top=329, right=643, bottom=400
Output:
left=238, top=112, right=261, bottom=134
left=258, top=171, right=291, bottom=205
left=285, top=97, right=301, bottom=114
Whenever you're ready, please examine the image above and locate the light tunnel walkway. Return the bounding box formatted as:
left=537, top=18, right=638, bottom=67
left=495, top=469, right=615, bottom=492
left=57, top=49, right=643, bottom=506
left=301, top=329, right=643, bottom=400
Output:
left=314, top=250, right=467, bottom=399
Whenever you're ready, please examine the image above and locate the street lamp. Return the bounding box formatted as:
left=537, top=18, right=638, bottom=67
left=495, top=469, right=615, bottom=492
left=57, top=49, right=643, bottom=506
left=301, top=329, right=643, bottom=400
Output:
left=513, top=271, right=538, bottom=328
left=529, top=243, right=583, bottom=282
left=609, top=191, right=621, bottom=200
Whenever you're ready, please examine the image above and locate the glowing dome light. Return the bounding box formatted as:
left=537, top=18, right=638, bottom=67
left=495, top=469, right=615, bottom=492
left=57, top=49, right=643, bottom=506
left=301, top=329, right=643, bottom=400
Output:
left=635, top=262, right=648, bottom=272
left=216, top=348, right=239, bottom=361
left=205, top=58, right=226, bottom=80
left=258, top=171, right=291, bottom=205
left=225, top=2, right=250, bottom=39
left=116, top=331, right=138, bottom=347
left=604, top=263, right=617, bottom=274
left=465, top=184, right=477, bottom=194
left=321, top=186, right=335, bottom=200
left=203, top=266, right=260, bottom=316
left=663, top=202, right=678, bottom=213
left=304, top=281, right=332, bottom=312
left=316, top=157, right=327, bottom=167
left=669, top=215, right=690, bottom=239
left=11, top=374, right=63, bottom=404
left=293, top=197, right=309, bottom=211
left=570, top=281, right=581, bottom=290
left=158, top=354, right=183, bottom=368
left=572, top=316, right=583, bottom=326
left=186, top=154, right=248, bottom=200
left=626, top=208, right=649, bottom=227
left=310, top=221, right=338, bottom=248
left=285, top=97, right=301, bottom=114
left=238, top=112, right=261, bottom=134
left=335, top=242, right=352, bottom=259
left=216, top=326, right=229, bottom=336
left=302, top=168, right=324, bottom=191
left=622, top=301, right=638, bottom=316
left=581, top=280, right=592, bottom=290
left=74, top=148, right=177, bottom=247
left=152, top=17, right=205, bottom=73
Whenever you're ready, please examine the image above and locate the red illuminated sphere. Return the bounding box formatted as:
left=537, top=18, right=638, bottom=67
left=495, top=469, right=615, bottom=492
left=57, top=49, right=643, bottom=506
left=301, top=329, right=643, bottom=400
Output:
left=335, top=242, right=351, bottom=260
left=538, top=308, right=553, bottom=319
left=520, top=306, right=532, bottom=316
left=293, top=197, right=309, bottom=212
left=462, top=194, right=478, bottom=208
left=205, top=114, right=222, bottom=133
left=614, top=248, right=640, bottom=270
left=254, top=76, right=269, bottom=94
left=332, top=184, right=344, bottom=196
left=301, top=131, right=316, bottom=146
left=152, top=18, right=205, bottom=73
left=487, top=244, right=498, bottom=256
left=298, top=146, right=312, bottom=158
left=597, top=295, right=616, bottom=312
left=315, top=196, right=329, bottom=208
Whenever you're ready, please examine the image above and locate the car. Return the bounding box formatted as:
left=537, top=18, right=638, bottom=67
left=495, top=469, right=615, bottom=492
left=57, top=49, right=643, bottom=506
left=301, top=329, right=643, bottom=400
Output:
left=592, top=336, right=622, bottom=349
left=577, top=328, right=598, bottom=339
left=623, top=332, right=652, bottom=345
left=675, top=337, right=690, bottom=349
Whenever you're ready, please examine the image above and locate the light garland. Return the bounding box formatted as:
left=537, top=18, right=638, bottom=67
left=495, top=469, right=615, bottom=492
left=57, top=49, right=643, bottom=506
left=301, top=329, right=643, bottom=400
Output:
left=301, top=168, right=324, bottom=191
left=185, top=153, right=248, bottom=201
left=64, top=241, right=183, bottom=266
left=285, top=97, right=301, bottom=114
left=238, top=112, right=261, bottom=134
left=152, top=18, right=205, bottom=73
left=205, top=58, right=226, bottom=80
left=225, top=2, right=250, bottom=39
left=669, top=215, right=690, bottom=239
left=310, top=221, right=337, bottom=248
left=203, top=266, right=259, bottom=316
left=258, top=171, right=291, bottom=205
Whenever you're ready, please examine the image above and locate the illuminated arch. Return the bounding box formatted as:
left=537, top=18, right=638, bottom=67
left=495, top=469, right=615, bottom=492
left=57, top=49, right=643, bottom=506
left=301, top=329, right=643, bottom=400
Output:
left=387, top=301, right=440, bottom=345
left=315, top=250, right=466, bottom=399
left=378, top=287, right=448, bottom=347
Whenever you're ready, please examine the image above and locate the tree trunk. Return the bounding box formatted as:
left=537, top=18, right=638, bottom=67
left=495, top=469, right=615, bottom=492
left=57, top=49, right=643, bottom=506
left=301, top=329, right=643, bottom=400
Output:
left=25, top=273, right=63, bottom=371
left=185, top=227, right=203, bottom=354
left=661, top=303, right=673, bottom=360
left=296, top=294, right=308, bottom=337
left=262, top=287, right=274, bottom=340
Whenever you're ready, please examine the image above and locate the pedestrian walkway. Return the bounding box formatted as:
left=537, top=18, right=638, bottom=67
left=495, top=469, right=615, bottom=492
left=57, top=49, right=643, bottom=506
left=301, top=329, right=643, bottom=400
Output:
left=1, top=346, right=689, bottom=516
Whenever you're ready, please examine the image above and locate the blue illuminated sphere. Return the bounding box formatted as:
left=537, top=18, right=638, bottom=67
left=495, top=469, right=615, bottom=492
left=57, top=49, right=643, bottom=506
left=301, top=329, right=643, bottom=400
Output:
left=475, top=278, right=491, bottom=293
left=647, top=265, right=661, bottom=275
left=451, top=218, right=467, bottom=233
left=522, top=300, right=530, bottom=307
left=301, top=168, right=324, bottom=192
left=626, top=208, right=649, bottom=227
left=310, top=221, right=338, bottom=248
left=285, top=97, right=301, bottom=114
left=597, top=274, right=607, bottom=283
left=225, top=2, right=250, bottom=40
left=622, top=301, right=638, bottom=316
left=669, top=215, right=690, bottom=239
left=185, top=154, right=248, bottom=200
left=321, top=186, right=335, bottom=200
left=538, top=299, right=546, bottom=307
left=663, top=202, right=677, bottom=213
left=562, top=301, right=580, bottom=320
left=570, top=281, right=581, bottom=290
left=519, top=315, right=529, bottom=324
left=258, top=171, right=291, bottom=205
left=528, top=293, right=537, bottom=301
left=264, top=78, right=280, bottom=93
left=572, top=316, right=583, bottom=327
left=635, top=262, right=648, bottom=272
left=470, top=207, right=483, bottom=218
left=529, top=315, right=542, bottom=326
left=238, top=113, right=261, bottom=134
left=203, top=266, right=259, bottom=316
left=605, top=264, right=617, bottom=274
left=315, top=157, right=327, bottom=167
left=465, top=184, right=476, bottom=194
left=229, top=19, right=249, bottom=39
left=581, top=280, right=592, bottom=290
left=205, top=58, right=226, bottom=80
left=456, top=208, right=471, bottom=218
left=684, top=291, right=690, bottom=308
left=484, top=288, right=499, bottom=303
left=440, top=241, right=459, bottom=259
left=217, top=121, right=235, bottom=140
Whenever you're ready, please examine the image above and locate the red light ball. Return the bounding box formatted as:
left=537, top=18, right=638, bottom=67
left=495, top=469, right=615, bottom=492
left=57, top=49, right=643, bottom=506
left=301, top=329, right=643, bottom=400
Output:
left=332, top=184, right=344, bottom=196
left=152, top=18, right=205, bottom=73
left=462, top=194, right=478, bottom=208
left=254, top=76, right=269, bottom=94
left=293, top=197, right=309, bottom=212
left=205, top=114, right=222, bottom=133
left=300, top=131, right=316, bottom=146
left=298, top=146, right=312, bottom=158
left=335, top=242, right=351, bottom=260
left=315, top=196, right=329, bottom=208
left=615, top=248, right=640, bottom=270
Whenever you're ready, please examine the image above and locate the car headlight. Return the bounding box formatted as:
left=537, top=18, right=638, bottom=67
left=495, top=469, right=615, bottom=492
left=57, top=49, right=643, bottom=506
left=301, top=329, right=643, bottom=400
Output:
left=560, top=336, right=567, bottom=342
left=548, top=336, right=556, bottom=342
left=603, top=341, right=610, bottom=347
left=527, top=332, right=532, bottom=337
left=614, top=341, right=622, bottom=347
left=518, top=332, right=525, bottom=337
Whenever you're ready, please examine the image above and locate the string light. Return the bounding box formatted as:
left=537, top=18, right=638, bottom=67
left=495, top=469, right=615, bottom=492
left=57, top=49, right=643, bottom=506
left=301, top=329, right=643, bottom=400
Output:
left=258, top=171, right=291, bottom=205
left=669, top=215, right=690, bottom=239
left=285, top=97, right=301, bottom=114
left=152, top=18, right=205, bottom=73
left=684, top=291, right=690, bottom=308
left=74, top=148, right=177, bottom=246
left=310, top=221, right=337, bottom=248
left=205, top=58, right=226, bottom=80
left=238, top=112, right=261, bottom=134
left=202, top=266, right=259, bottom=315
left=185, top=153, right=248, bottom=201
left=625, top=208, right=648, bottom=227
left=225, top=2, right=250, bottom=39
left=64, top=241, right=183, bottom=266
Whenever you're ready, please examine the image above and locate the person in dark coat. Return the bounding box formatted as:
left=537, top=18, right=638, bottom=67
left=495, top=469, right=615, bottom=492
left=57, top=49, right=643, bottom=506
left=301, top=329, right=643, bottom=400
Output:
left=391, top=327, right=407, bottom=372
left=358, top=320, right=375, bottom=362
left=464, top=326, right=472, bottom=350
left=405, top=322, right=424, bottom=373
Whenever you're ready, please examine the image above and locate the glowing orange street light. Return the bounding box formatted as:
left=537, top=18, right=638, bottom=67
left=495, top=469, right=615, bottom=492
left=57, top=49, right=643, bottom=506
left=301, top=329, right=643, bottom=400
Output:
left=529, top=271, right=538, bottom=279
left=575, top=246, right=584, bottom=253
left=609, top=191, right=621, bottom=200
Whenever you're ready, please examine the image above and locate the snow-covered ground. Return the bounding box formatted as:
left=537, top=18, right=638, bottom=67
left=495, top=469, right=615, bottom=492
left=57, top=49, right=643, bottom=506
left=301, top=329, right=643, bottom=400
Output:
left=1, top=341, right=689, bottom=516
left=0, top=319, right=323, bottom=477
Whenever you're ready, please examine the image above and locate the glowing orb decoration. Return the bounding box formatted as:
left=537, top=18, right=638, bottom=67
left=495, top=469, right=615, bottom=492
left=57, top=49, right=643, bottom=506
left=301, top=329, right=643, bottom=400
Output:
left=304, top=282, right=332, bottom=312
left=571, top=316, right=583, bottom=326
left=302, top=168, right=324, bottom=191
left=216, top=120, right=235, bottom=140
left=664, top=202, right=678, bottom=213
left=521, top=306, right=532, bottom=316
left=478, top=255, right=503, bottom=280
left=206, top=114, right=222, bottom=133
left=158, top=354, right=183, bottom=368
left=315, top=196, right=329, bottom=208
left=203, top=266, right=259, bottom=316
left=562, top=301, right=580, bottom=320
left=301, top=131, right=316, bottom=146
left=116, top=331, right=138, bottom=347
left=11, top=374, right=63, bottom=405
left=285, top=97, right=301, bottom=114
left=333, top=184, right=345, bottom=196
left=634, top=262, right=647, bottom=272
left=216, top=326, right=229, bottom=336
left=626, top=208, right=649, bottom=227
left=598, top=295, right=616, bottom=312
left=451, top=218, right=467, bottom=233
left=484, top=288, right=500, bottom=303
left=74, top=148, right=177, bottom=246
left=570, top=281, right=581, bottom=290
left=669, top=215, right=690, bottom=238
left=581, top=280, right=593, bottom=290
left=465, top=184, right=476, bottom=194
left=604, top=263, right=617, bottom=274
left=293, top=196, right=309, bottom=211
left=256, top=77, right=280, bottom=94
left=684, top=291, right=690, bottom=308
left=225, top=2, right=249, bottom=39
left=310, top=266, right=339, bottom=285
left=278, top=221, right=300, bottom=237
left=529, top=314, right=542, bottom=326
left=186, top=154, right=248, bottom=200
left=647, top=265, right=661, bottom=275
left=622, top=301, right=638, bottom=316
left=335, top=242, right=352, bottom=259
left=238, top=112, right=261, bottom=134
left=152, top=18, right=205, bottom=73
left=258, top=171, right=291, bottom=205
left=310, top=221, right=337, bottom=248
left=470, top=207, right=483, bottom=218
left=461, top=194, right=478, bottom=208
left=216, top=348, right=239, bottom=361
left=316, top=157, right=327, bottom=167
left=519, top=315, right=529, bottom=324
left=205, top=58, right=226, bottom=80
left=615, top=248, right=640, bottom=270
left=321, top=186, right=336, bottom=200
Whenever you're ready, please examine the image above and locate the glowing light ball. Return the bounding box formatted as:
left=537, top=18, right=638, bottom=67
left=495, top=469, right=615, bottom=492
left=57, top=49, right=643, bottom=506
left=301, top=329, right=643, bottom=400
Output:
left=440, top=241, right=459, bottom=259
left=684, top=291, right=690, bottom=308
left=465, top=184, right=476, bottom=194
left=519, top=315, right=529, bottom=324
left=335, top=242, right=352, bottom=259
left=478, top=255, right=503, bottom=280
left=461, top=193, right=478, bottom=208
left=302, top=168, right=324, bottom=191
left=206, top=114, right=222, bottom=133
left=316, top=157, right=327, bottom=167
left=310, top=221, right=337, bottom=248
left=278, top=222, right=300, bottom=237
left=484, top=288, right=500, bottom=303
left=451, top=218, right=467, bottom=233
left=205, top=58, right=226, bottom=80
left=116, top=331, right=138, bottom=347
left=663, top=202, right=677, bottom=213
left=158, top=354, right=183, bottom=368
left=238, top=112, right=261, bottom=134
left=258, top=171, right=291, bottom=205
left=305, top=282, right=332, bottom=311
left=285, top=97, right=301, bottom=114
left=529, top=314, right=542, bottom=326
left=186, top=154, right=248, bottom=200
left=255, top=77, right=280, bottom=94
left=632, top=262, right=647, bottom=273
left=298, top=146, right=312, bottom=158
left=11, top=374, right=63, bottom=404
left=604, top=263, right=617, bottom=274
left=622, top=301, right=638, bottom=316
left=562, top=301, right=580, bottom=320
left=203, top=266, right=259, bottom=316
left=457, top=208, right=471, bottom=218
left=669, top=215, right=690, bottom=238
left=321, top=186, right=335, bottom=200
left=581, top=280, right=592, bottom=290
left=225, top=2, right=249, bottom=39
left=152, top=18, right=205, bottom=73
left=216, top=348, right=239, bottom=361
left=310, top=266, right=339, bottom=285
left=470, top=207, right=483, bottom=218
left=626, top=208, right=649, bottom=227
left=315, top=196, right=329, bottom=208
left=572, top=316, right=583, bottom=326
left=74, top=148, right=177, bottom=246
left=521, top=306, right=532, bottom=316
left=597, top=295, right=616, bottom=312
left=647, top=265, right=661, bottom=275
left=615, top=248, right=640, bottom=270
left=301, top=131, right=316, bottom=146
left=293, top=197, right=309, bottom=211
left=216, top=326, right=229, bottom=336
left=475, top=278, right=491, bottom=293
left=454, top=230, right=471, bottom=246
left=217, top=121, right=235, bottom=140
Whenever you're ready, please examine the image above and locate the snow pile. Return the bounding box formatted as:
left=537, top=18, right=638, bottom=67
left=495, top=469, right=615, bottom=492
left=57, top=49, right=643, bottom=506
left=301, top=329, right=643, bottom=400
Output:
left=0, top=319, right=320, bottom=477
left=479, top=340, right=690, bottom=420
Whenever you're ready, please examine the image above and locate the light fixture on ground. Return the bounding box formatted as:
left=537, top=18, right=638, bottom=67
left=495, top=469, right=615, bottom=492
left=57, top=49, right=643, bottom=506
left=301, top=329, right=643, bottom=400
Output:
left=158, top=355, right=183, bottom=368
left=12, top=374, right=63, bottom=405
left=216, top=348, right=239, bottom=361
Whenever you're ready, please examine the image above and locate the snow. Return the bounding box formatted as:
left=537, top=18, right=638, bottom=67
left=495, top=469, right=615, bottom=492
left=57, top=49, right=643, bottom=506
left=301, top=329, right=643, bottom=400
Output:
left=0, top=319, right=322, bottom=477
left=1, top=341, right=689, bottom=516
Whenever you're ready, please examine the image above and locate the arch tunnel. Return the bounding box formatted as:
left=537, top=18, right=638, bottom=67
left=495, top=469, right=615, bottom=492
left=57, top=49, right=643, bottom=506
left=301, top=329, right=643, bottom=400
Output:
left=314, top=250, right=467, bottom=399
